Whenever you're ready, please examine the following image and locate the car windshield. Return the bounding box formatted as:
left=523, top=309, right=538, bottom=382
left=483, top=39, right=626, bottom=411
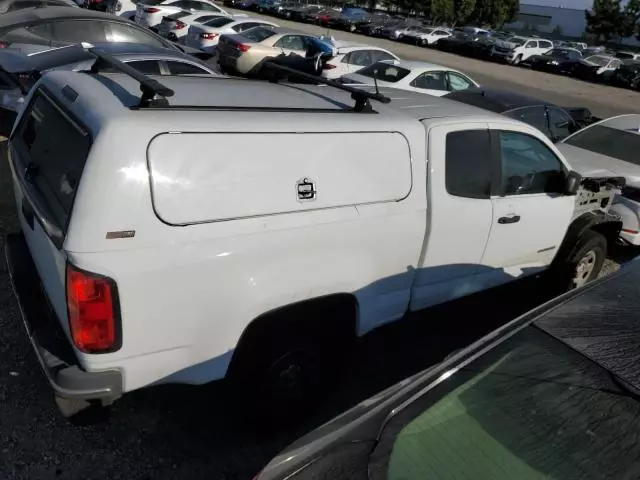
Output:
left=241, top=26, right=276, bottom=42
left=616, top=52, right=635, bottom=60
left=371, top=326, right=640, bottom=480
left=419, top=28, right=434, bottom=34
left=563, top=124, right=640, bottom=165
left=507, top=37, right=526, bottom=46
left=167, top=11, right=190, bottom=19
left=544, top=49, right=572, bottom=58
left=586, top=55, right=610, bottom=66
left=356, top=62, right=410, bottom=82
left=203, top=17, right=234, bottom=27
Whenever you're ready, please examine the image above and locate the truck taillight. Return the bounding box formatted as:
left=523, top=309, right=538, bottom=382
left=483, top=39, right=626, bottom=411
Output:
left=66, top=263, right=120, bottom=354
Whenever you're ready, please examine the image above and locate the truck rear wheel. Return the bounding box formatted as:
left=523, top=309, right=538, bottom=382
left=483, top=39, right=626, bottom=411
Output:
left=227, top=298, right=355, bottom=424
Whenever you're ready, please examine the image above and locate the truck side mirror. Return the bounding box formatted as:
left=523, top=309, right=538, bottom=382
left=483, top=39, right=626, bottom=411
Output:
left=565, top=171, right=582, bottom=196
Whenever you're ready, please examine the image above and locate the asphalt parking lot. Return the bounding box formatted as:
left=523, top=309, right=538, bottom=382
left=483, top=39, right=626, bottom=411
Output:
left=0, top=25, right=638, bottom=479
left=224, top=8, right=640, bottom=119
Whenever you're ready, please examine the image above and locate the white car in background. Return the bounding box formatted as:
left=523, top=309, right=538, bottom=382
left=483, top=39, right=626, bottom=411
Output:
left=156, top=11, right=229, bottom=41
left=185, top=16, right=277, bottom=51
left=492, top=36, right=553, bottom=65
left=317, top=38, right=398, bottom=79
left=557, top=114, right=640, bottom=245
left=340, top=60, right=479, bottom=97
left=134, top=0, right=230, bottom=28
left=402, top=26, right=451, bottom=46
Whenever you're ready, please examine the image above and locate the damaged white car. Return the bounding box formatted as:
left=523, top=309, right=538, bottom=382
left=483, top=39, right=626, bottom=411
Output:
left=557, top=114, right=640, bottom=245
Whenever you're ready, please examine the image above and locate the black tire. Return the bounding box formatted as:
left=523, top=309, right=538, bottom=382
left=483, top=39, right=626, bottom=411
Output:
left=227, top=301, right=355, bottom=425
left=552, top=230, right=607, bottom=292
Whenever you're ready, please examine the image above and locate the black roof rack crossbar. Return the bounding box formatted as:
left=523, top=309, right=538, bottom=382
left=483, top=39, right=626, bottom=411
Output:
left=87, top=47, right=174, bottom=107
left=262, top=60, right=391, bottom=113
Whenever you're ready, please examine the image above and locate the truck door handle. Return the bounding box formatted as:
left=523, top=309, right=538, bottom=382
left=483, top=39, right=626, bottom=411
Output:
left=498, top=215, right=520, bottom=224
left=21, top=198, right=34, bottom=230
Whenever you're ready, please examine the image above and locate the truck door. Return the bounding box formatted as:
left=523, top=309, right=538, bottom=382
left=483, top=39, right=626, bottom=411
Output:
left=410, top=122, right=494, bottom=311
left=478, top=124, right=575, bottom=289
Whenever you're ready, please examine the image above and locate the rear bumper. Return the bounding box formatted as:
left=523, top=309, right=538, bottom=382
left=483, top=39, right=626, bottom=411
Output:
left=5, top=232, right=122, bottom=403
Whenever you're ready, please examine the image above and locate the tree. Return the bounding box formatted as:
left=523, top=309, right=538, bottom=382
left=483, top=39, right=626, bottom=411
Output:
left=620, top=0, right=640, bottom=38
left=430, top=0, right=454, bottom=24
left=454, top=0, right=476, bottom=26
left=472, top=0, right=518, bottom=28
left=585, top=0, right=623, bottom=43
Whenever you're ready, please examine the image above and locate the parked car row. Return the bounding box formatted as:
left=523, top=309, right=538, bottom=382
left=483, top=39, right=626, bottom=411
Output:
left=226, top=2, right=640, bottom=91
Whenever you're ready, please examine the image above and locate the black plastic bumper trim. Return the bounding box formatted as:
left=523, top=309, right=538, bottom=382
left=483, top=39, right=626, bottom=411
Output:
left=5, top=232, right=122, bottom=402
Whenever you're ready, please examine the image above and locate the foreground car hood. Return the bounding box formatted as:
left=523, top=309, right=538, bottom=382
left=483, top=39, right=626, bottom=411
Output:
left=557, top=143, right=640, bottom=184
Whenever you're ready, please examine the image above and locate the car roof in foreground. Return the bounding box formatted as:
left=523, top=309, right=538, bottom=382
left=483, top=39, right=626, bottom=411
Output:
left=258, top=261, right=640, bottom=480
left=0, top=43, right=197, bottom=72
left=0, top=6, right=123, bottom=27
left=445, top=86, right=554, bottom=112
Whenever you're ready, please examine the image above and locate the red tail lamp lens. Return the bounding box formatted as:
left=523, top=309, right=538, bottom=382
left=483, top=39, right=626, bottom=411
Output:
left=66, top=263, right=120, bottom=353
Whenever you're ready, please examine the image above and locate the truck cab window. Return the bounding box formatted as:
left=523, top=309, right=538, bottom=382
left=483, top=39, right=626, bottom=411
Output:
left=445, top=130, right=492, bottom=199
left=499, top=131, right=565, bottom=195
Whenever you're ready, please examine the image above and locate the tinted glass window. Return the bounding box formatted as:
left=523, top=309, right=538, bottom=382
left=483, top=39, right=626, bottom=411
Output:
left=86, top=58, right=160, bottom=75
left=124, top=59, right=162, bottom=74
left=445, top=130, right=492, bottom=199
left=7, top=0, right=70, bottom=11
left=447, top=72, right=473, bottom=91
left=372, top=50, right=396, bottom=62
left=107, top=22, right=167, bottom=47
left=13, top=91, right=91, bottom=231
left=505, top=107, right=549, bottom=137
left=48, top=20, right=109, bottom=43
left=193, top=14, right=220, bottom=21
left=274, top=34, right=305, bottom=51
left=165, top=60, right=210, bottom=75
left=1, top=25, right=53, bottom=46
left=539, top=40, right=553, bottom=48
left=373, top=327, right=640, bottom=480
left=563, top=125, right=640, bottom=165
left=242, top=26, right=276, bottom=42
left=233, top=22, right=262, bottom=32
left=500, top=131, right=565, bottom=195
left=547, top=107, right=574, bottom=141
left=204, top=16, right=234, bottom=26
left=586, top=55, right=610, bottom=67
left=168, top=10, right=191, bottom=19
left=344, top=49, right=373, bottom=66
left=191, top=1, right=219, bottom=11
left=411, top=71, right=447, bottom=90
left=525, top=41, right=537, bottom=48
left=357, top=62, right=410, bottom=82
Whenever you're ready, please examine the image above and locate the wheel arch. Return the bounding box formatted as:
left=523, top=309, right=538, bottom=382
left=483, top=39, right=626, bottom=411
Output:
left=228, top=293, right=359, bottom=368
left=554, top=211, right=622, bottom=267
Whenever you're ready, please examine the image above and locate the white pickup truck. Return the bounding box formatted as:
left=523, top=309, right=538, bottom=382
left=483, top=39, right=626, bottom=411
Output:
left=4, top=50, right=624, bottom=418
